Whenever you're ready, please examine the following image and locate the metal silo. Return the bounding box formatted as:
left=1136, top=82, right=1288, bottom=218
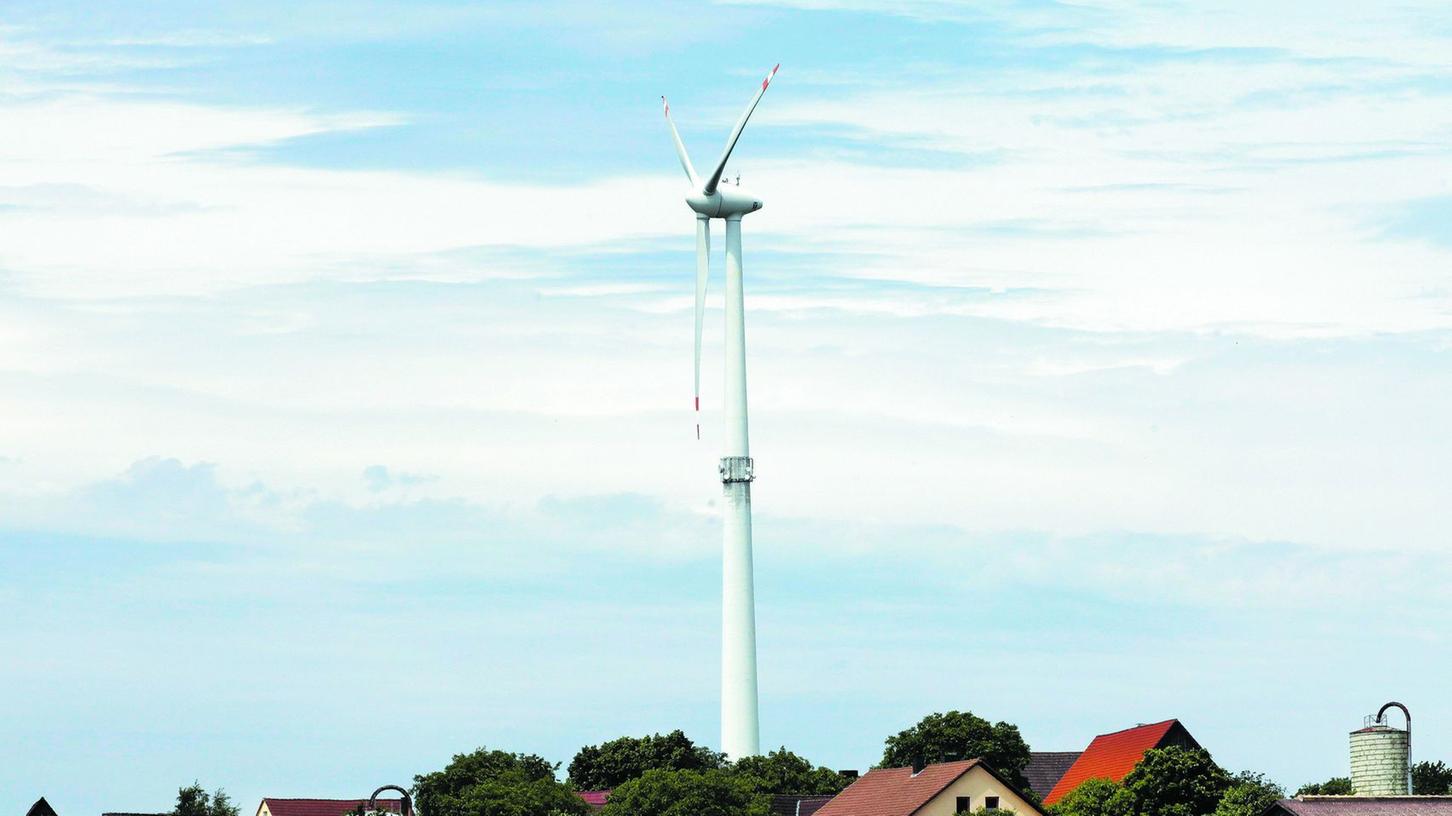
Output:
left=1349, top=702, right=1411, bottom=795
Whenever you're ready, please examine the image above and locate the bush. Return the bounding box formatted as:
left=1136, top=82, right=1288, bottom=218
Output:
left=1051, top=778, right=1134, bottom=816
left=1122, top=747, right=1231, bottom=816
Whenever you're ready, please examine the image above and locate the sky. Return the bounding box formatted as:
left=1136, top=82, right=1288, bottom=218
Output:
left=2, top=1, right=1451, bottom=813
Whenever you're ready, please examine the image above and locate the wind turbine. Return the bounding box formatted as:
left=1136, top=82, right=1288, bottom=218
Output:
left=661, top=63, right=778, bottom=760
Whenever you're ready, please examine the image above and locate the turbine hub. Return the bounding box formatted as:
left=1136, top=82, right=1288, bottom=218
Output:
left=686, top=188, right=764, bottom=218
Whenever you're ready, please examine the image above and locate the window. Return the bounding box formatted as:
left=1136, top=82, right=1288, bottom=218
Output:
left=956, top=797, right=971, bottom=813
left=985, top=797, right=1000, bottom=810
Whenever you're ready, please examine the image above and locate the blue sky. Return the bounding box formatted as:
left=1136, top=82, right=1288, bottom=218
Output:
left=3, top=1, right=1452, bottom=813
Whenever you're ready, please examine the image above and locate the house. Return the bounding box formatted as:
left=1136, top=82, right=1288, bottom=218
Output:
left=27, top=798, right=59, bottom=816
left=577, top=791, right=610, bottom=812
left=255, top=798, right=406, bottom=816
left=771, top=794, right=837, bottom=816
left=812, top=759, right=1047, bottom=816
left=1043, top=719, right=1201, bottom=806
left=1025, top=752, right=1082, bottom=800
left=1264, top=798, right=1452, bottom=816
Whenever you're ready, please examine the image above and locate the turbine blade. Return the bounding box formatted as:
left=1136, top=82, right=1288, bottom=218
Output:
left=702, top=63, right=779, bottom=196
left=694, top=215, right=710, bottom=439
left=662, top=96, right=699, bottom=186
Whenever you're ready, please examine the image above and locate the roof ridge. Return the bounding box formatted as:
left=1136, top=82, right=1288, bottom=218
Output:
left=1092, top=719, right=1177, bottom=738
left=1043, top=719, right=1192, bottom=805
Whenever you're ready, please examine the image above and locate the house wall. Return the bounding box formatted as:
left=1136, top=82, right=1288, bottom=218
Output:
left=918, top=766, right=1040, bottom=816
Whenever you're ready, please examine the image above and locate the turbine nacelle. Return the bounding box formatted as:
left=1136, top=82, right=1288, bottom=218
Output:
left=663, top=63, right=779, bottom=442
left=686, top=187, right=764, bottom=218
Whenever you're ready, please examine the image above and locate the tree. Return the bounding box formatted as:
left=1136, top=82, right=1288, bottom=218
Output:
left=600, top=768, right=767, bottom=816
left=413, top=747, right=588, bottom=816
left=569, top=730, right=727, bottom=790
left=1213, top=772, right=1284, bottom=816
left=173, top=783, right=240, bottom=816
left=1294, top=778, right=1353, bottom=796
left=1050, top=778, right=1134, bottom=816
left=880, top=711, right=1032, bottom=788
left=1121, top=747, right=1231, bottom=816
left=732, top=748, right=850, bottom=796
left=1413, top=761, right=1452, bottom=795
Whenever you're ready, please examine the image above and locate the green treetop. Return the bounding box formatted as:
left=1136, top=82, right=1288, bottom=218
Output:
left=568, top=730, right=727, bottom=791
left=880, top=710, right=1032, bottom=789
left=413, top=747, right=588, bottom=816
left=172, top=784, right=239, bottom=816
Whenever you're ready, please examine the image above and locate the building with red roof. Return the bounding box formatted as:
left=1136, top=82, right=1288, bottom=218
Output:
left=812, top=759, right=1046, bottom=816
left=1266, top=797, right=1452, bottom=816
left=255, top=799, right=406, bottom=816
left=1024, top=752, right=1082, bottom=800
left=771, top=794, right=837, bottom=816
left=577, top=790, right=610, bottom=811
left=1042, top=719, right=1201, bottom=806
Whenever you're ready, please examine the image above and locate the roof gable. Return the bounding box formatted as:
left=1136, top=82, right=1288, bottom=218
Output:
left=814, top=760, right=1046, bottom=816
left=1043, top=720, right=1195, bottom=805
left=813, top=760, right=984, bottom=816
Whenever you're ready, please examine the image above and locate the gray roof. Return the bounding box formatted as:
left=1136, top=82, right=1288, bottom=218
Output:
left=1025, top=752, right=1082, bottom=799
left=769, top=795, right=837, bottom=816
left=1272, top=798, right=1452, bottom=816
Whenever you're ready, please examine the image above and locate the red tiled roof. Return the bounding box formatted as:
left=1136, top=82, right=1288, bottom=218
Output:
left=577, top=791, right=611, bottom=809
left=260, top=799, right=405, bottom=816
left=814, top=759, right=983, bottom=816
left=1043, top=720, right=1180, bottom=805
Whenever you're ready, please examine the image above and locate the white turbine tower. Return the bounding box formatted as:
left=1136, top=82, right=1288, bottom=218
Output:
left=662, top=63, right=778, bottom=760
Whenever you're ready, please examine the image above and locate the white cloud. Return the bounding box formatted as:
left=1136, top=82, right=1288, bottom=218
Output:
left=1, top=3, right=1449, bottom=563
left=0, top=93, right=694, bottom=298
